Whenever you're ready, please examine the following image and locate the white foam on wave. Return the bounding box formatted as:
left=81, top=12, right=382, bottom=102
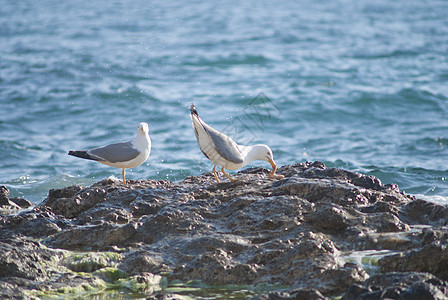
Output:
left=412, top=194, right=448, bottom=205
left=6, top=173, right=95, bottom=204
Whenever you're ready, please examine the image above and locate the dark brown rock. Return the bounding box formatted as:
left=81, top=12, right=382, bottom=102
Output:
left=401, top=199, right=448, bottom=226
left=379, top=241, right=448, bottom=281
left=342, top=272, right=448, bottom=300
left=0, top=186, right=10, bottom=205
left=9, top=197, right=33, bottom=208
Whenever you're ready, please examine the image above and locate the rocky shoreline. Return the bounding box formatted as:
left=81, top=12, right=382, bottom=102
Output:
left=1, top=161, right=448, bottom=299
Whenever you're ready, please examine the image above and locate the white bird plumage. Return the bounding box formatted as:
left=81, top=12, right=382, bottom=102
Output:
left=68, top=122, right=151, bottom=184
left=189, top=103, right=284, bottom=183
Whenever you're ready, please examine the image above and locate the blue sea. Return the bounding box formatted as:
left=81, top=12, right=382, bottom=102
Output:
left=1, top=0, right=448, bottom=205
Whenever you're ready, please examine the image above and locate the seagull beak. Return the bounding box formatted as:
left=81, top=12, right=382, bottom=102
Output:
left=267, top=157, right=284, bottom=179
left=267, top=157, right=277, bottom=175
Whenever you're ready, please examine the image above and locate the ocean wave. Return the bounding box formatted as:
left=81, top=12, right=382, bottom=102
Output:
left=5, top=173, right=92, bottom=204
left=182, top=54, right=272, bottom=67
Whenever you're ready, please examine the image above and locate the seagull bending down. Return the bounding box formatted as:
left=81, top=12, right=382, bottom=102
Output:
left=68, top=122, right=151, bottom=184
left=189, top=103, right=284, bottom=183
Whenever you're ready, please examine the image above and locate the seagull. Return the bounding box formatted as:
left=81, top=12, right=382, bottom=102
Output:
left=189, top=103, right=284, bottom=183
left=68, top=122, right=151, bottom=184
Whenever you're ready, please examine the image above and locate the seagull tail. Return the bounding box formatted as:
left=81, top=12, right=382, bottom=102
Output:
left=68, top=150, right=98, bottom=161
left=189, top=103, right=199, bottom=116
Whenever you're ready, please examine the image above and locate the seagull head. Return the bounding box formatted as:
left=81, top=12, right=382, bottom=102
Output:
left=253, top=144, right=278, bottom=175
left=137, top=122, right=149, bottom=135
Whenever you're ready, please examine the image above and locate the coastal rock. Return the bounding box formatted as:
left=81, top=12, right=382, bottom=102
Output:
left=9, top=197, right=33, bottom=208
left=378, top=241, right=448, bottom=280
left=0, top=162, right=447, bottom=298
left=342, top=272, right=448, bottom=300
left=0, top=236, right=64, bottom=281
left=0, top=186, right=10, bottom=204
left=401, top=198, right=448, bottom=226
left=0, top=186, right=33, bottom=214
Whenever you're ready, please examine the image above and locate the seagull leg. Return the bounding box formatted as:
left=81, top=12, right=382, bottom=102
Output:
left=122, top=169, right=126, bottom=184
left=212, top=164, right=220, bottom=183
left=221, top=167, right=238, bottom=181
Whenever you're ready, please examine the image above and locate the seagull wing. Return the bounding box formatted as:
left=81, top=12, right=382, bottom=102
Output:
left=88, top=141, right=140, bottom=163
left=191, top=113, right=244, bottom=164
left=205, top=124, right=244, bottom=164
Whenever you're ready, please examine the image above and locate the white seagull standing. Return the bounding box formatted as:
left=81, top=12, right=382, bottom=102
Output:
left=189, top=103, right=284, bottom=183
left=68, top=122, right=151, bottom=184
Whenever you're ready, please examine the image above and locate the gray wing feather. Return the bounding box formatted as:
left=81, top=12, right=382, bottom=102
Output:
left=201, top=121, right=244, bottom=164
left=88, top=141, right=140, bottom=163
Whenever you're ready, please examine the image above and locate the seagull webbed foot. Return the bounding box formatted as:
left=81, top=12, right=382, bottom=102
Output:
left=268, top=171, right=285, bottom=180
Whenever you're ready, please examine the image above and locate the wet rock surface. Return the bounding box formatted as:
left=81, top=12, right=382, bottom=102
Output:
left=1, top=161, right=448, bottom=298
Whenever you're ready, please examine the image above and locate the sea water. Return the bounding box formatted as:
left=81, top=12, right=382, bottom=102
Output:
left=1, top=0, right=448, bottom=205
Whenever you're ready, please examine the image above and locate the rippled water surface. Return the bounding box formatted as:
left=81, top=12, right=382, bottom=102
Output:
left=1, top=0, right=448, bottom=204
